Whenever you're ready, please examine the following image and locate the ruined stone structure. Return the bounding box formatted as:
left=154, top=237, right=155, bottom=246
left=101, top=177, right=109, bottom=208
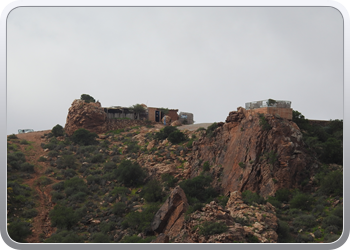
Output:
left=245, top=99, right=293, bottom=120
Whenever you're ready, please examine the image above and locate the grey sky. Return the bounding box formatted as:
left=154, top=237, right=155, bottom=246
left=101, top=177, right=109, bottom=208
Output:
left=7, top=7, right=343, bottom=135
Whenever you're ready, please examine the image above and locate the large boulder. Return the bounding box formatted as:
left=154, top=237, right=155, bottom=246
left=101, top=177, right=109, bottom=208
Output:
left=151, top=186, right=189, bottom=238
left=64, top=99, right=107, bottom=136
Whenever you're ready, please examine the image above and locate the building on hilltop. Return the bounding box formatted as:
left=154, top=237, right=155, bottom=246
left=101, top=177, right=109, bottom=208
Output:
left=103, top=105, right=180, bottom=123
left=245, top=99, right=293, bottom=120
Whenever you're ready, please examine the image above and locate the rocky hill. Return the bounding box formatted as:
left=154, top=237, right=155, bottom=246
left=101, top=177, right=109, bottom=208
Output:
left=7, top=103, right=343, bottom=244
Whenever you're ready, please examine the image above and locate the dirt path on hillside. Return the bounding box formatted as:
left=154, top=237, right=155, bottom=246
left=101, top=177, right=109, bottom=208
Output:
left=14, top=130, right=59, bottom=243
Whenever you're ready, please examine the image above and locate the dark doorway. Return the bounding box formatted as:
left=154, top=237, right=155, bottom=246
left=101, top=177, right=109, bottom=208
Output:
left=155, top=111, right=160, bottom=122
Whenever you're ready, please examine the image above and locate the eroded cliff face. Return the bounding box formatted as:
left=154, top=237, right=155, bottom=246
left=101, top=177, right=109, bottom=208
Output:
left=188, top=107, right=315, bottom=197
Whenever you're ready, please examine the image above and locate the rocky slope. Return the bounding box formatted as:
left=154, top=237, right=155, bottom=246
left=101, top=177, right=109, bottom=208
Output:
left=188, top=107, right=316, bottom=197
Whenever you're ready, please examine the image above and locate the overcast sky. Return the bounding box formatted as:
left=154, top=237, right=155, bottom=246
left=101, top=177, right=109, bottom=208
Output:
left=6, top=7, right=343, bottom=135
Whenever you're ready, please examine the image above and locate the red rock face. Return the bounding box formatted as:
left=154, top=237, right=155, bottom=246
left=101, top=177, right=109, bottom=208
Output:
left=151, top=186, right=189, bottom=239
left=64, top=99, right=107, bottom=136
left=189, top=107, right=314, bottom=197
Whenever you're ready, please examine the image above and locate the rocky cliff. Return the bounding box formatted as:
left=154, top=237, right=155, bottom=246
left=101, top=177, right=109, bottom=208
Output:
left=188, top=107, right=316, bottom=197
left=64, top=99, right=107, bottom=136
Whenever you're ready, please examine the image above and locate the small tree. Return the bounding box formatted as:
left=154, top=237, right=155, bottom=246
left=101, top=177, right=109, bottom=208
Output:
left=114, top=160, right=146, bottom=187
left=80, top=94, right=96, bottom=103
left=131, top=104, right=146, bottom=120
left=51, top=124, right=64, bottom=137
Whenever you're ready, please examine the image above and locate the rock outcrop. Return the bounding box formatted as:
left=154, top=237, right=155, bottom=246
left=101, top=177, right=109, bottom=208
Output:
left=151, top=186, right=189, bottom=239
left=164, top=194, right=278, bottom=243
left=64, top=99, right=107, bottom=136
left=188, top=107, right=315, bottom=197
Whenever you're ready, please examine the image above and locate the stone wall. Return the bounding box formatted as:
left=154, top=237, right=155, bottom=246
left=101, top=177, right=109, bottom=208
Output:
left=244, top=107, right=293, bottom=120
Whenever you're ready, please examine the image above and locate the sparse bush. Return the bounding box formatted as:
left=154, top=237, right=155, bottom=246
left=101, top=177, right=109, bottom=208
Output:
left=38, top=156, right=47, bottom=162
left=292, top=214, right=317, bottom=230
left=70, top=128, right=98, bottom=146
left=20, top=139, right=29, bottom=145
left=161, top=173, right=178, bottom=188
left=48, top=150, right=59, bottom=158
left=80, top=94, right=95, bottom=103
left=89, top=153, right=104, bottom=163
left=259, top=114, right=271, bottom=131
left=20, top=162, right=35, bottom=173
left=246, top=234, right=260, bottom=243
left=266, top=196, right=281, bottom=208
left=49, top=205, right=80, bottom=230
left=277, top=220, right=293, bottom=243
left=112, top=202, right=127, bottom=216
left=7, top=220, right=32, bottom=242
left=203, top=161, right=210, bottom=171
left=241, top=190, right=265, bottom=205
left=324, top=233, right=341, bottom=243
left=140, top=179, right=164, bottom=203
left=290, top=193, right=314, bottom=211
left=51, top=191, right=65, bottom=203
left=22, top=208, right=38, bottom=218
left=167, top=130, right=187, bottom=144
left=7, top=151, right=26, bottom=170
left=319, top=170, right=343, bottom=196
left=198, top=221, right=228, bottom=236
left=100, top=221, right=116, bottom=234
left=114, top=160, right=146, bottom=187
left=206, top=123, right=218, bottom=138
left=121, top=203, right=160, bottom=233
left=44, top=230, right=84, bottom=243
left=52, top=124, right=64, bottom=137
left=64, top=176, right=88, bottom=197
left=52, top=181, right=64, bottom=191
left=154, top=126, right=178, bottom=141
left=179, top=175, right=218, bottom=204
left=56, top=154, right=77, bottom=169
left=322, top=215, right=343, bottom=230
left=68, top=192, right=87, bottom=203
left=120, top=235, right=156, bottom=243
left=8, top=134, right=18, bottom=139
left=275, top=188, right=291, bottom=203
left=36, top=176, right=53, bottom=186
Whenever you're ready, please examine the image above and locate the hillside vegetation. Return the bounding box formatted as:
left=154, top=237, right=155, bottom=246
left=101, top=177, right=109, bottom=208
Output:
left=6, top=110, right=343, bottom=243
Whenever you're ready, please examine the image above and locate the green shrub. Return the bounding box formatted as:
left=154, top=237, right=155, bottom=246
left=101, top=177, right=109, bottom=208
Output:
left=114, top=160, right=146, bottom=187
left=319, top=170, right=343, bottom=196
left=140, top=179, right=164, bottom=202
left=275, top=188, right=291, bottom=203
left=167, top=130, right=187, bottom=144
left=324, top=233, right=341, bottom=243
left=266, top=196, right=281, bottom=208
left=112, top=202, right=127, bottom=216
left=100, top=221, right=116, bottom=234
left=7, top=151, right=26, bottom=170
left=68, top=191, right=87, bottom=203
left=217, top=195, right=229, bottom=208
left=206, top=123, right=218, bottom=138
left=203, top=161, right=210, bottom=171
left=36, top=176, right=53, bottom=186
left=8, top=134, right=18, bottom=139
left=89, top=153, right=104, bottom=163
left=238, top=162, right=245, bottom=169
left=241, top=190, right=265, bottom=205
left=292, top=214, right=317, bottom=229
left=196, top=127, right=206, bottom=132
left=179, top=175, right=218, bottom=204
left=44, top=230, right=84, bottom=243
left=56, top=154, right=77, bottom=169
left=22, top=208, right=38, bottom=218
left=48, top=150, right=59, bottom=158
left=71, top=128, right=98, bottom=146
left=259, top=114, right=271, bottom=131
left=290, top=193, right=314, bottom=211
left=20, top=162, right=35, bottom=173
left=38, top=156, right=47, bottom=162
left=277, top=220, right=293, bottom=243
left=64, top=176, right=88, bottom=196
left=246, top=234, right=260, bottom=243
left=49, top=205, right=80, bottom=230
left=7, top=220, right=32, bottom=242
left=110, top=186, right=130, bottom=196
left=322, top=215, right=343, bottom=229
left=52, top=124, right=64, bottom=137
left=51, top=191, right=65, bottom=203
left=121, top=203, right=161, bottom=233
left=161, top=173, right=178, bottom=188
left=154, top=126, right=178, bottom=141
left=198, top=221, right=228, bottom=236
left=120, top=235, right=156, bottom=243
left=20, top=139, right=29, bottom=145
left=52, top=181, right=65, bottom=191
left=80, top=94, right=96, bottom=103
